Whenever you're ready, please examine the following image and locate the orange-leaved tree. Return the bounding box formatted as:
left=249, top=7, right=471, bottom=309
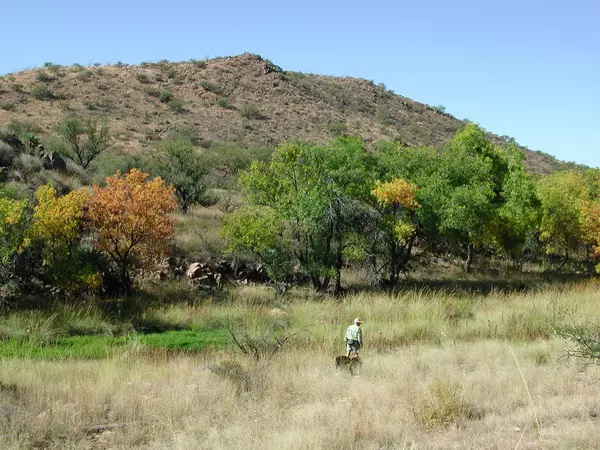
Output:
left=86, top=169, right=177, bottom=293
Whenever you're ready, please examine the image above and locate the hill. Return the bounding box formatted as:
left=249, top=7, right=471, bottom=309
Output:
left=0, top=53, right=582, bottom=174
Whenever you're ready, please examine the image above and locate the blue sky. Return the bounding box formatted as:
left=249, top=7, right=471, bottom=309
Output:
left=2, top=0, right=599, bottom=166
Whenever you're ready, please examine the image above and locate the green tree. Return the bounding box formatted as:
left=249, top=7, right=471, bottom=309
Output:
left=59, top=117, right=110, bottom=169
left=493, top=145, right=541, bottom=266
left=221, top=206, right=294, bottom=287
left=238, top=138, right=375, bottom=294
left=537, top=171, right=588, bottom=271
left=145, top=139, right=215, bottom=213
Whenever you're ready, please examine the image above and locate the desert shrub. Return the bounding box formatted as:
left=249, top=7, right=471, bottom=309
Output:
left=216, top=97, right=231, bottom=108
left=327, top=121, right=348, bottom=136
left=190, top=59, right=207, bottom=69
left=205, top=360, right=262, bottom=394
left=0, top=102, right=16, bottom=111
left=0, top=142, right=15, bottom=166
left=31, top=84, right=54, bottom=100
left=10, top=83, right=24, bottom=93
left=145, top=88, right=160, bottom=98
left=555, top=322, right=600, bottom=365
left=75, top=70, right=94, bottom=82
left=167, top=99, right=185, bottom=112
left=412, top=378, right=480, bottom=429
left=199, top=81, right=223, bottom=95
left=135, top=74, right=151, bottom=84
left=159, top=91, right=173, bottom=103
left=36, top=71, right=55, bottom=83
left=239, top=103, right=263, bottom=120
left=70, top=63, right=85, bottom=72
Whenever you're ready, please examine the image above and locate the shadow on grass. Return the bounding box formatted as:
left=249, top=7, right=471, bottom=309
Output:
left=346, top=272, right=594, bottom=297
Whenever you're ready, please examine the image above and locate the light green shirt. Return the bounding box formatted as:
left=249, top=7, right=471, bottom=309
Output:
left=344, top=324, right=362, bottom=345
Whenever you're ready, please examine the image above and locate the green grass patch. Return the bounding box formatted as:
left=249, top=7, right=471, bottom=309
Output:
left=0, top=329, right=229, bottom=359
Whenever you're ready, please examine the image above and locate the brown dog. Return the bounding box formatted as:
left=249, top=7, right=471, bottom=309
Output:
left=335, top=355, right=362, bottom=374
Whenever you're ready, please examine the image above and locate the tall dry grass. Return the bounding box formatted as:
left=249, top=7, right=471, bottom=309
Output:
left=1, top=341, right=599, bottom=449
left=1, top=282, right=600, bottom=448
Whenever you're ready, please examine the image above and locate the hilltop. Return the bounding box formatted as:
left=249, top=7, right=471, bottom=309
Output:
left=0, top=53, right=580, bottom=174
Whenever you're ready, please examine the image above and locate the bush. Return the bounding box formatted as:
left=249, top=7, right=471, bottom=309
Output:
left=199, top=81, right=223, bottom=95
left=10, top=83, right=24, bottom=93
left=31, top=84, right=54, bottom=100
left=159, top=91, right=173, bottom=103
left=216, top=97, right=231, bottom=108
left=136, top=74, right=151, bottom=84
left=167, top=99, right=185, bottom=112
left=0, top=142, right=15, bottom=166
left=75, top=70, right=94, bottom=82
left=412, top=379, right=480, bottom=429
left=555, top=323, right=600, bottom=365
left=239, top=103, right=263, bottom=120
left=0, top=102, right=16, bottom=111
left=36, top=71, right=55, bottom=83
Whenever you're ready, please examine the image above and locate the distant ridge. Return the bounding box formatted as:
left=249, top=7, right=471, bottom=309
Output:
left=0, top=53, right=583, bottom=174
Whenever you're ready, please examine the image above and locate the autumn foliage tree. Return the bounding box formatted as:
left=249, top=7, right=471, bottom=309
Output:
left=86, top=169, right=177, bottom=293
left=29, top=184, right=96, bottom=290
left=370, top=178, right=419, bottom=286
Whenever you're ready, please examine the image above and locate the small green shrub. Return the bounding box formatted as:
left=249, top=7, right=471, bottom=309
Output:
left=75, top=70, right=94, bottom=82
left=0, top=102, right=16, bottom=111
left=70, top=63, right=85, bottom=72
left=199, top=81, right=223, bottom=95
left=167, top=99, right=185, bottom=112
left=159, top=91, right=173, bottom=103
left=10, top=83, right=24, bottom=93
left=216, top=97, right=231, bottom=108
left=36, top=71, right=55, bottom=83
left=239, top=103, right=263, bottom=120
left=31, top=84, right=54, bottom=100
left=136, top=73, right=151, bottom=84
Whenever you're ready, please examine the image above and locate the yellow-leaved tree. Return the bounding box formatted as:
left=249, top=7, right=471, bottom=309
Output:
left=86, top=169, right=177, bottom=293
left=29, top=184, right=98, bottom=290
left=370, top=178, right=419, bottom=286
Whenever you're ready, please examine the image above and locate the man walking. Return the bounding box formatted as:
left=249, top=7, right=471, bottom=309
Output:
left=344, top=318, right=363, bottom=359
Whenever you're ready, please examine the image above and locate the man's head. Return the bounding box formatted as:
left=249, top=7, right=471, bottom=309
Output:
left=354, top=318, right=362, bottom=326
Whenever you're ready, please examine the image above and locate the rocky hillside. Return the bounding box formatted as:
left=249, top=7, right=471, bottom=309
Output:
left=0, top=53, right=580, bottom=174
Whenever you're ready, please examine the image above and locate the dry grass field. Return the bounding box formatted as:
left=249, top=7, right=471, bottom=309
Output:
left=1, top=282, right=600, bottom=449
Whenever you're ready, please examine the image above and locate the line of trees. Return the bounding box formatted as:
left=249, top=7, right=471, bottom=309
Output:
left=2, top=120, right=600, bottom=302
left=221, top=124, right=600, bottom=294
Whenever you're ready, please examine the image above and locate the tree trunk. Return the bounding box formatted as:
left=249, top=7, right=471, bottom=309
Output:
left=334, top=240, right=343, bottom=297
left=465, top=243, right=474, bottom=273
left=555, top=249, right=569, bottom=272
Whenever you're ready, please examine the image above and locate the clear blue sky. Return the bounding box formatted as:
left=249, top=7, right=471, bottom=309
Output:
left=2, top=0, right=599, bottom=166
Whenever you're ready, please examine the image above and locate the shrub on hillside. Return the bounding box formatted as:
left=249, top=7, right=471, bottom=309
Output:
left=159, top=91, right=173, bottom=103
left=36, top=71, right=55, bottom=83
left=327, top=121, right=348, bottom=136
left=135, top=74, right=151, bottom=84
left=199, top=81, right=223, bottom=95
left=31, top=84, right=54, bottom=100
left=239, top=103, right=263, bottom=120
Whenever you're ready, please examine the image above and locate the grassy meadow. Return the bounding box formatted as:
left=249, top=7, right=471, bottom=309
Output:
left=1, top=279, right=600, bottom=449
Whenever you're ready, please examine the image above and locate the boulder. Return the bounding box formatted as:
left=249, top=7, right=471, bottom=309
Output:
left=40, top=150, right=67, bottom=172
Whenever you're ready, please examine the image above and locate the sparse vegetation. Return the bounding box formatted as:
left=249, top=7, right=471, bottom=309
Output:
left=135, top=73, right=151, bottom=84
left=31, top=84, right=55, bottom=100
left=239, top=102, right=263, bottom=119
